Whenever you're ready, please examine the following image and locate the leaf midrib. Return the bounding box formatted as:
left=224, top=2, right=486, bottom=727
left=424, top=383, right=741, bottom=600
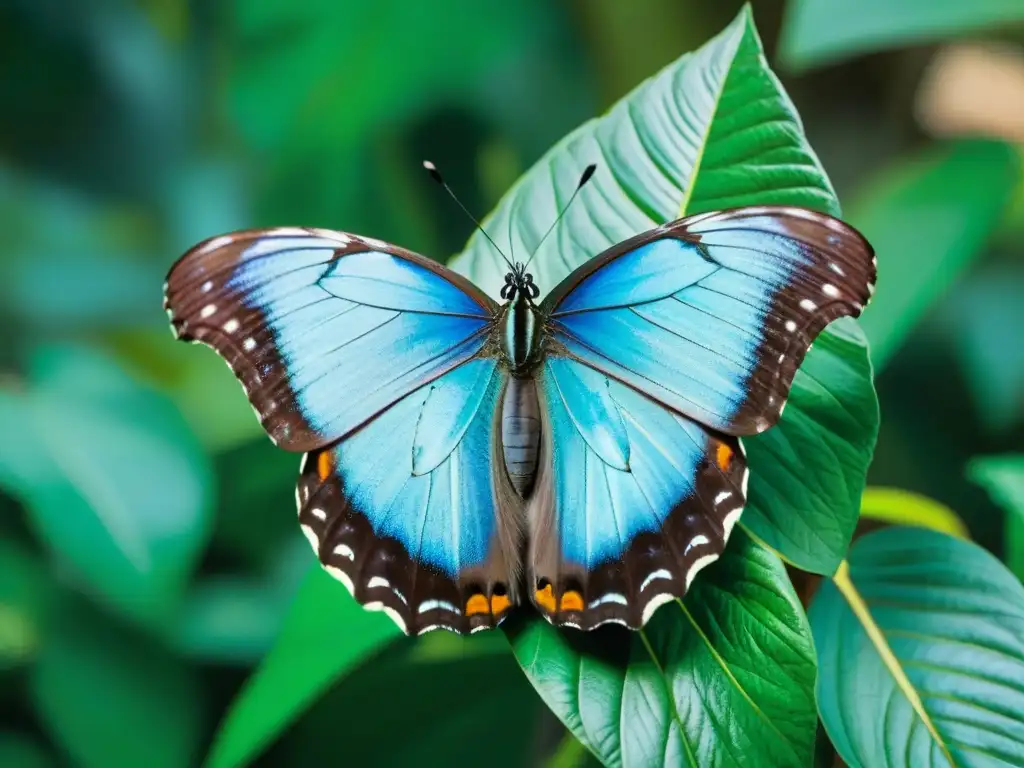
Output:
left=832, top=561, right=957, bottom=766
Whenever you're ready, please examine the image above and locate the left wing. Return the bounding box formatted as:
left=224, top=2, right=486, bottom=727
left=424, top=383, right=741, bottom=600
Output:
left=164, top=228, right=497, bottom=452
left=526, top=358, right=747, bottom=630
left=297, top=359, right=523, bottom=635
left=540, top=206, right=876, bottom=436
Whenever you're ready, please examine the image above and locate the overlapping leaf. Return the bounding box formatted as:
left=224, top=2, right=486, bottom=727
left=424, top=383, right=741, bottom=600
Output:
left=811, top=527, right=1024, bottom=767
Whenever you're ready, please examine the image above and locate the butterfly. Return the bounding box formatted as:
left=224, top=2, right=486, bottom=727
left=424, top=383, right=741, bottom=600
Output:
left=163, top=176, right=876, bottom=636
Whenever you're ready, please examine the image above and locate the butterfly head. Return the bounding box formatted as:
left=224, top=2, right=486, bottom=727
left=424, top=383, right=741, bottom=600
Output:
left=501, top=262, right=539, bottom=302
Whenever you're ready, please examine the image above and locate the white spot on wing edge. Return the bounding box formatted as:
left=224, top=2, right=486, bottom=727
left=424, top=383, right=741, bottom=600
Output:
left=822, top=283, right=840, bottom=298
left=300, top=524, right=319, bottom=552
left=829, top=262, right=845, bottom=277
left=785, top=320, right=797, bottom=332
left=684, top=553, right=719, bottom=591
left=333, top=543, right=355, bottom=561
left=367, top=576, right=391, bottom=591
left=418, top=599, right=461, bottom=615
left=223, top=318, right=240, bottom=333
left=684, top=534, right=711, bottom=555
left=799, top=298, right=817, bottom=311
left=324, top=564, right=355, bottom=595
left=200, top=304, right=216, bottom=318
left=588, top=593, right=628, bottom=609
left=640, top=568, right=673, bottom=593
left=641, top=593, right=675, bottom=626
left=201, top=279, right=214, bottom=292
left=722, top=506, right=744, bottom=539
left=715, top=490, right=732, bottom=505
left=309, top=507, right=327, bottom=521
left=470, top=624, right=491, bottom=634
left=243, top=337, right=257, bottom=352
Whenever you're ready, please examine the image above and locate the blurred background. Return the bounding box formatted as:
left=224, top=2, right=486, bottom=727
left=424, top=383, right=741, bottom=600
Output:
left=1, top=0, right=1022, bottom=766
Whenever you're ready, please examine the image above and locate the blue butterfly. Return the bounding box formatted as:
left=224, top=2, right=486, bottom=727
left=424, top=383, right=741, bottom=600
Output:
left=164, top=202, right=875, bottom=635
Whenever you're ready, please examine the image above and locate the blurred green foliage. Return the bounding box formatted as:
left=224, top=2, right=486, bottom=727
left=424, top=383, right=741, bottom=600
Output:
left=1, top=0, right=1023, bottom=766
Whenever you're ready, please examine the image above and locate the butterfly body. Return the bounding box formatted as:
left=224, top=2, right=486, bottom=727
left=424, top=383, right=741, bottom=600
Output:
left=164, top=206, right=876, bottom=636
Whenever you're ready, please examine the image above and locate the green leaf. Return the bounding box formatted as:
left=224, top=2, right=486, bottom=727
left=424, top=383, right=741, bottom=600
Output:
left=29, top=600, right=204, bottom=768
left=811, top=527, right=1024, bottom=767
left=859, top=487, right=969, bottom=540
left=284, top=650, right=543, bottom=767
left=204, top=565, right=401, bottom=768
left=451, top=5, right=875, bottom=572
left=969, top=455, right=1024, bottom=579
left=506, top=530, right=817, bottom=767
left=848, top=140, right=1021, bottom=372
left=778, top=0, right=1024, bottom=71
left=0, top=346, right=213, bottom=629
left=0, top=541, right=53, bottom=670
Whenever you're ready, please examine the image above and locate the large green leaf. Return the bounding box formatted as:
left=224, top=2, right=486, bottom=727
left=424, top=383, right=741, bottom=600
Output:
left=29, top=600, right=204, bottom=768
left=969, top=455, right=1024, bottom=580
left=506, top=530, right=816, bottom=767
left=204, top=565, right=402, bottom=768
left=0, top=346, right=213, bottom=629
left=451, top=5, right=876, bottom=572
left=811, top=527, right=1024, bottom=767
left=848, top=140, right=1021, bottom=372
left=778, top=0, right=1024, bottom=71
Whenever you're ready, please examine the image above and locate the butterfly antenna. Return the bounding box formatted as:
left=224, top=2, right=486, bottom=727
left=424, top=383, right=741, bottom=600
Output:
left=523, top=163, right=597, bottom=270
left=423, top=160, right=514, bottom=271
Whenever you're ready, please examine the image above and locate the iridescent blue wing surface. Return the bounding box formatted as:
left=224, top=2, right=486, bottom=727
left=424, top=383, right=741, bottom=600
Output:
left=165, top=228, right=521, bottom=635
left=525, top=206, right=875, bottom=629
left=164, top=227, right=498, bottom=452
left=540, top=206, right=877, bottom=435
left=297, top=359, right=522, bottom=635
left=526, top=358, right=747, bottom=630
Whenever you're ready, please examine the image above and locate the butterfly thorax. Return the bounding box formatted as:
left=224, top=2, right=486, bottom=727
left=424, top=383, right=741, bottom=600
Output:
left=498, top=266, right=543, bottom=375
left=496, top=265, right=545, bottom=498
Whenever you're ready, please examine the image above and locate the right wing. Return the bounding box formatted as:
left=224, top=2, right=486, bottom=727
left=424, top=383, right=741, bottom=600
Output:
left=526, top=357, right=748, bottom=630
left=164, top=228, right=498, bottom=452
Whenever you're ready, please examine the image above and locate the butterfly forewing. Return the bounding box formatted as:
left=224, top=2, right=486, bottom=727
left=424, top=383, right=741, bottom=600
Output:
left=541, top=206, right=877, bottom=436
left=163, top=227, right=497, bottom=453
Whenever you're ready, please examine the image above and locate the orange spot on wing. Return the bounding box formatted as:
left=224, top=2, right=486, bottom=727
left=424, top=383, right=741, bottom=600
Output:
left=490, top=594, right=511, bottom=616
left=466, top=594, right=489, bottom=616
left=716, top=442, right=733, bottom=471
left=560, top=590, right=584, bottom=612
left=317, top=452, right=332, bottom=481
left=534, top=584, right=556, bottom=613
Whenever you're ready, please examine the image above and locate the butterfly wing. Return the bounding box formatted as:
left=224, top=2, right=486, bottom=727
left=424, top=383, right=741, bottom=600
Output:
left=296, top=358, right=521, bottom=635
left=526, top=358, right=747, bottom=629
left=540, top=206, right=876, bottom=435
left=164, top=228, right=497, bottom=452
left=526, top=206, right=874, bottom=628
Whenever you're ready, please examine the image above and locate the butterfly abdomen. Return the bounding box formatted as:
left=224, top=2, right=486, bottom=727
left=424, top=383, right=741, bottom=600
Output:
left=501, top=376, right=541, bottom=497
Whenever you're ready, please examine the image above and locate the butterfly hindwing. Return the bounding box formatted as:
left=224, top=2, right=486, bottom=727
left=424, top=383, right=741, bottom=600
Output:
left=541, top=206, right=876, bottom=436
left=164, top=228, right=498, bottom=452
left=296, top=359, right=523, bottom=635
left=526, top=357, right=747, bottom=630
